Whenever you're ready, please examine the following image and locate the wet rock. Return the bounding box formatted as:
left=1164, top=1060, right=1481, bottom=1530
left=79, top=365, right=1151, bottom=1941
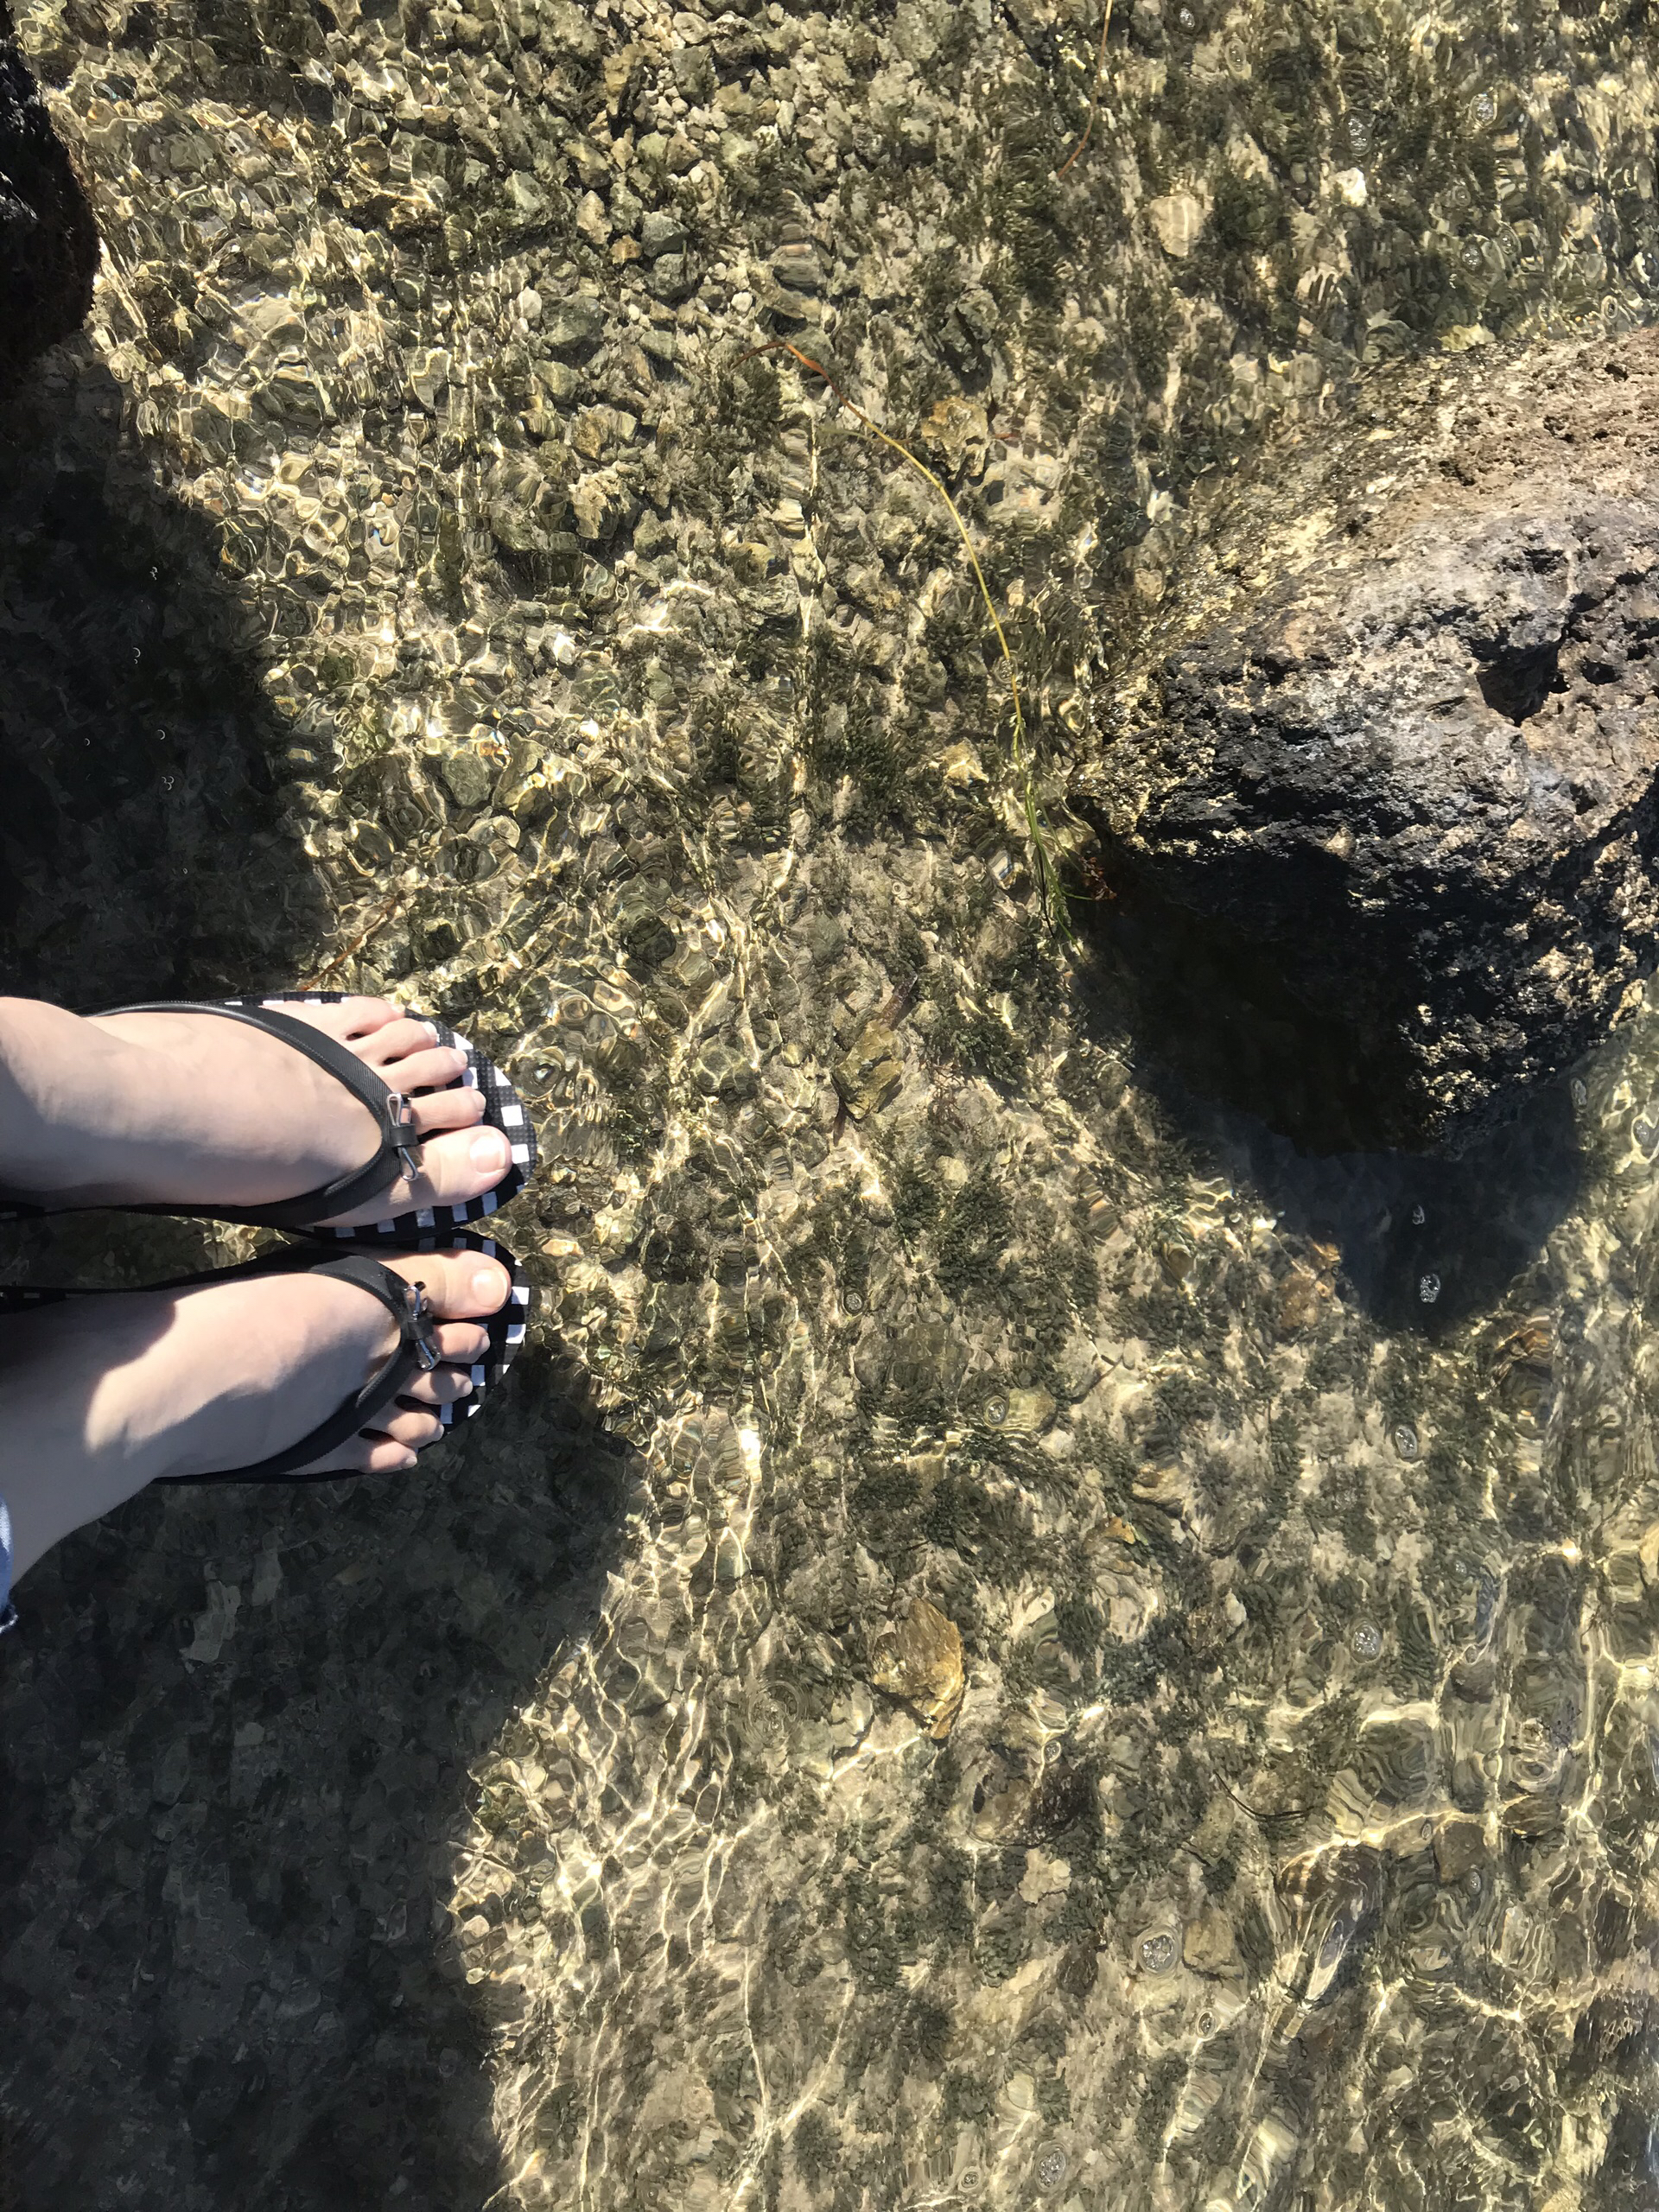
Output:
left=1182, top=1905, right=1238, bottom=1976
left=1077, top=328, right=1659, bottom=1154
left=999, top=1385, right=1057, bottom=1433
left=970, top=1748, right=1033, bottom=1840
left=868, top=1596, right=964, bottom=1738
left=770, top=242, right=823, bottom=293
left=1432, top=1815, right=1486, bottom=1885
left=1146, top=189, right=1205, bottom=258
left=1448, top=1649, right=1497, bottom=1702
left=1275, top=1258, right=1332, bottom=1337
left=1275, top=1845, right=1385, bottom=2005
left=639, top=209, right=684, bottom=260
left=543, top=296, right=604, bottom=353
left=832, top=1019, right=904, bottom=1121
left=437, top=747, right=493, bottom=811
left=0, top=0, right=97, bottom=377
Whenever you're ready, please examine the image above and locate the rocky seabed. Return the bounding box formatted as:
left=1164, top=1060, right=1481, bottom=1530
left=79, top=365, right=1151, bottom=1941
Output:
left=5, top=0, right=1659, bottom=2208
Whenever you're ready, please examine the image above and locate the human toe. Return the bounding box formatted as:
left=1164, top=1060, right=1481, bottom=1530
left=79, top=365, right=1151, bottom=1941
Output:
left=350, top=1435, right=421, bottom=1473
left=402, top=1073, right=486, bottom=1129
left=404, top=1126, right=511, bottom=1207
left=315, top=1121, right=507, bottom=1230
left=430, top=1320, right=491, bottom=1364
left=371, top=1403, right=446, bottom=1449
left=355, top=1016, right=460, bottom=1072
left=397, top=1363, right=474, bottom=1408
left=388, top=1250, right=511, bottom=1320
left=273, top=995, right=403, bottom=1041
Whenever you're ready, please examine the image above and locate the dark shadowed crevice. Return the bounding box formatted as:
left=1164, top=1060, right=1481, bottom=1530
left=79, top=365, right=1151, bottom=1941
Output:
left=1476, top=639, right=1563, bottom=724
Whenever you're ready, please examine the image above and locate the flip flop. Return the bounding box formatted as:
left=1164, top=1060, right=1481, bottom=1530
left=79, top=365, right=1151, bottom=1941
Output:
left=0, top=992, right=537, bottom=1238
left=0, top=1229, right=531, bottom=1485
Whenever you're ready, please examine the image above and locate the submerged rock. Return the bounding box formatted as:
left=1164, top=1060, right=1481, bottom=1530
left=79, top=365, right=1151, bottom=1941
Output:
left=868, top=1596, right=964, bottom=1739
left=1077, top=328, right=1659, bottom=1154
left=832, top=1017, right=905, bottom=1122
left=0, top=0, right=95, bottom=378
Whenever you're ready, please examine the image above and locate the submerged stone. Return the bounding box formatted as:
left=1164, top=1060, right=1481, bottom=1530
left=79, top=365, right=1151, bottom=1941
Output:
left=832, top=1019, right=904, bottom=1121
left=1076, top=327, right=1659, bottom=1154
left=868, top=1596, right=964, bottom=1739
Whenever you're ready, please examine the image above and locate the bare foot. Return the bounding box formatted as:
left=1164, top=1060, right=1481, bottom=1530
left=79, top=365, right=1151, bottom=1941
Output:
left=0, top=995, right=513, bottom=1229
left=0, top=1247, right=512, bottom=1584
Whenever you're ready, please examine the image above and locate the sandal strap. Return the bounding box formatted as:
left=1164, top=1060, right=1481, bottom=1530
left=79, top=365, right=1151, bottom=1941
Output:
left=156, top=1249, right=444, bottom=1484
left=94, top=1000, right=423, bottom=1229
left=0, top=1249, right=448, bottom=1483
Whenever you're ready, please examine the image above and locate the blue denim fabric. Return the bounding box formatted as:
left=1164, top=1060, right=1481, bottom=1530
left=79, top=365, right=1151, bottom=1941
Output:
left=0, top=1497, right=15, bottom=1637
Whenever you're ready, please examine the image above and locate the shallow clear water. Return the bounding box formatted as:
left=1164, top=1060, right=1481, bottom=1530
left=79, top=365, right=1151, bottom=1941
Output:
left=4, top=0, right=1659, bottom=2206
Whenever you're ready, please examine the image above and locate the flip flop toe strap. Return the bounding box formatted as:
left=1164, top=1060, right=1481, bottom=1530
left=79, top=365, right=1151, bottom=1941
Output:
left=161, top=1252, right=442, bottom=1485
left=96, top=1000, right=423, bottom=1229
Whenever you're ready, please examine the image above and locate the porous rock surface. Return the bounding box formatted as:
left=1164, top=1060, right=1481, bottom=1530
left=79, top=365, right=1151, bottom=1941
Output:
left=1077, top=327, right=1659, bottom=1153
left=0, top=0, right=94, bottom=375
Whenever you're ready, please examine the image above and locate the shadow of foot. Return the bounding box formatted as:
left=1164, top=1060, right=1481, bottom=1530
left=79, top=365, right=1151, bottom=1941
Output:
left=0, top=1348, right=631, bottom=2211
left=0, top=338, right=326, bottom=1004
left=0, top=345, right=621, bottom=2212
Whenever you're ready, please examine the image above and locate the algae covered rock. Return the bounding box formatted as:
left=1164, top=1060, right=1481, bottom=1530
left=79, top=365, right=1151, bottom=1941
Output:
left=0, top=0, right=95, bottom=378
left=1077, top=327, right=1659, bottom=1154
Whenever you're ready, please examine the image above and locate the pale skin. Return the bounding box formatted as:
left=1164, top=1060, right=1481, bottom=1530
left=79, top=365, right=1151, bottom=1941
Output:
left=0, top=995, right=515, bottom=1587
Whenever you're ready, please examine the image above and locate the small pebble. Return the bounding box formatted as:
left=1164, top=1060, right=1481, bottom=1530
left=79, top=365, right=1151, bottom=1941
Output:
left=1351, top=1621, right=1382, bottom=1660
left=1392, top=1422, right=1421, bottom=1462
left=1139, top=1931, right=1177, bottom=1974
left=1418, top=1273, right=1441, bottom=1305
left=1036, top=2146, right=1067, bottom=2191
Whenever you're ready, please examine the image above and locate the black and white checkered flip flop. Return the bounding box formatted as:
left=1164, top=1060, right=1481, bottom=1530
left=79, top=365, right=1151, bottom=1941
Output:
left=0, top=992, right=537, bottom=1238
left=0, top=1229, right=531, bottom=1485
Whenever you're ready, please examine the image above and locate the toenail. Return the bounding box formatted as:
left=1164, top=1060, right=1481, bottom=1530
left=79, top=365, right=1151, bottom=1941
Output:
left=471, top=1268, right=501, bottom=1303
left=470, top=1130, right=507, bottom=1169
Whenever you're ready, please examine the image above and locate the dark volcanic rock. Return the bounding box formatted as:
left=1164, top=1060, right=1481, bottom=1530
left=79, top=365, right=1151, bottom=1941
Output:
left=0, top=0, right=97, bottom=377
left=1077, top=329, right=1659, bottom=1154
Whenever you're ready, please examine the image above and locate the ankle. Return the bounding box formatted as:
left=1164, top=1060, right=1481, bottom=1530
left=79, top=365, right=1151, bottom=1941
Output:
left=0, top=1000, right=130, bottom=1194
left=0, top=1293, right=170, bottom=1575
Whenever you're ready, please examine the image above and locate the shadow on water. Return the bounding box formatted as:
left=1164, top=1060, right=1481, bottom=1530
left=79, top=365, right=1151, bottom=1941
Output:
left=0, top=344, right=626, bottom=2212
left=0, top=340, right=327, bottom=1002
left=1074, top=903, right=1589, bottom=1336
left=1172, top=1072, right=1584, bottom=1338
